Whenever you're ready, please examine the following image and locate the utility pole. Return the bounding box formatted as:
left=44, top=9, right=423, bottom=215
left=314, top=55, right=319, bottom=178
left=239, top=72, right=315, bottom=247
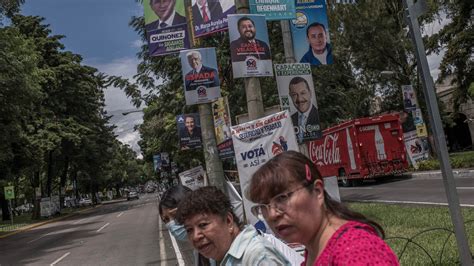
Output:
left=403, top=0, right=472, bottom=264
left=237, top=0, right=265, bottom=121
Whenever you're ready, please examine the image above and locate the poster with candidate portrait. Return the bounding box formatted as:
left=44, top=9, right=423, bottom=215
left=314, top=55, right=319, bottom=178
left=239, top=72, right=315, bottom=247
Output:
left=402, top=85, right=427, bottom=137
left=212, top=97, right=234, bottom=159
left=290, top=0, right=333, bottom=66
left=275, top=63, right=322, bottom=143
left=228, top=14, right=273, bottom=78
left=249, top=0, right=296, bottom=20
left=143, top=0, right=190, bottom=56
left=180, top=48, right=221, bottom=105
left=179, top=166, right=207, bottom=190
left=189, top=0, right=236, bottom=37
left=177, top=113, right=203, bottom=150
left=231, top=110, right=298, bottom=227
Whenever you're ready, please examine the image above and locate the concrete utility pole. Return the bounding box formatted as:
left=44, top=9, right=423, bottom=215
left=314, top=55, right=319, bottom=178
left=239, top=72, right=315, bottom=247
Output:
left=403, top=0, right=472, bottom=264
left=237, top=0, right=265, bottom=121
left=182, top=4, right=225, bottom=191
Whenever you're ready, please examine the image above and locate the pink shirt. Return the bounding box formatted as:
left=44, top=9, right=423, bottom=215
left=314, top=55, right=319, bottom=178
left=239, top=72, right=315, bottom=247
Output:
left=302, top=221, right=399, bottom=266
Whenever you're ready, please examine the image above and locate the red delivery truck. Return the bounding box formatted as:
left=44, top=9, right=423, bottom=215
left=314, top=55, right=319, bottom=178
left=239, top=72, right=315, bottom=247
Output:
left=307, top=113, right=409, bottom=187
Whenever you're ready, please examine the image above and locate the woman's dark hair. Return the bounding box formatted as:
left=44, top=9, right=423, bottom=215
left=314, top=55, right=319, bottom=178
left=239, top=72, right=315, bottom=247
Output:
left=158, top=185, right=192, bottom=217
left=248, top=151, right=385, bottom=238
left=175, top=186, right=242, bottom=228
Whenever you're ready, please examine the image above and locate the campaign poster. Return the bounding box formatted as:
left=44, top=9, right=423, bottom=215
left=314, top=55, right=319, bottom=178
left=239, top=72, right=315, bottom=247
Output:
left=231, top=110, right=298, bottom=226
left=189, top=0, right=236, bottom=37
left=402, top=85, right=427, bottom=138
left=143, top=0, right=190, bottom=56
left=275, top=63, right=322, bottom=143
left=403, top=131, right=429, bottom=169
left=180, top=48, right=221, bottom=105
left=153, top=154, right=162, bottom=172
left=179, top=166, right=207, bottom=190
left=290, top=0, right=333, bottom=66
left=212, top=97, right=234, bottom=159
left=402, top=85, right=418, bottom=111
left=177, top=113, right=203, bottom=150
left=249, top=0, right=296, bottom=20
left=161, top=152, right=170, bottom=167
left=228, top=14, right=273, bottom=78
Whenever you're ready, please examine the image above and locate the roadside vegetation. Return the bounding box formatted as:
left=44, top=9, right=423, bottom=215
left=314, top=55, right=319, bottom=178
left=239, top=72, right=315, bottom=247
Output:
left=350, top=203, right=474, bottom=265
left=417, top=151, right=474, bottom=171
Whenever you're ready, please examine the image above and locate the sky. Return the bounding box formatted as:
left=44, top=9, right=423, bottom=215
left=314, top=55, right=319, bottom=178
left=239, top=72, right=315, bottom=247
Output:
left=21, top=0, right=145, bottom=156
left=18, top=0, right=446, bottom=158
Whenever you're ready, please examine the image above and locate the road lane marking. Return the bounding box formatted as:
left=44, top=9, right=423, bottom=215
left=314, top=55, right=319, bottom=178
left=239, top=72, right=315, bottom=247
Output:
left=457, top=187, right=474, bottom=189
left=72, top=218, right=88, bottom=225
left=117, top=212, right=124, bottom=218
left=28, top=234, right=47, bottom=243
left=349, top=199, right=474, bottom=208
left=96, top=222, right=110, bottom=232
left=28, top=228, right=76, bottom=244
left=158, top=218, right=167, bottom=266
left=168, top=231, right=185, bottom=266
left=50, top=252, right=70, bottom=265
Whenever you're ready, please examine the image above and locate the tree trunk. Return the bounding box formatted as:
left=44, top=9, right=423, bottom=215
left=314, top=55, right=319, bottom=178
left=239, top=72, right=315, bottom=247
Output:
left=46, top=150, right=54, bottom=197
left=59, top=156, right=69, bottom=212
left=1, top=194, right=10, bottom=221
left=31, top=171, right=41, bottom=220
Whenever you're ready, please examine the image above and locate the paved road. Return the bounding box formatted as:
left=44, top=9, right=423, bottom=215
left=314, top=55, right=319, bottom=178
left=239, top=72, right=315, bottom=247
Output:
left=0, top=193, right=194, bottom=265
left=340, top=175, right=474, bottom=206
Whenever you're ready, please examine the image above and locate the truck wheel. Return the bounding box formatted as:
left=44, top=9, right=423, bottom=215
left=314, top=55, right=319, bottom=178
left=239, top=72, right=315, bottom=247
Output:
left=339, top=169, right=352, bottom=187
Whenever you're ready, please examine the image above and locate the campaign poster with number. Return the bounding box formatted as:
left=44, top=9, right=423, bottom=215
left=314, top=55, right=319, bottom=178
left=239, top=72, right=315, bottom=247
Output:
left=290, top=0, right=333, bottom=66
left=275, top=63, right=322, bottom=143
left=189, top=0, right=236, bottom=37
left=177, top=113, right=203, bottom=150
left=212, top=97, right=234, bottom=159
left=179, top=166, right=207, bottom=190
left=143, top=0, right=190, bottom=56
left=228, top=14, right=273, bottom=78
left=180, top=48, right=221, bottom=105
left=231, top=110, right=298, bottom=226
left=249, top=0, right=296, bottom=20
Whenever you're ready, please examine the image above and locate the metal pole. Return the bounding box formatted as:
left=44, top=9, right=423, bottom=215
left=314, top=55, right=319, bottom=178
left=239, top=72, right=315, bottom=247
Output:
left=9, top=200, right=13, bottom=225
left=403, top=0, right=472, bottom=264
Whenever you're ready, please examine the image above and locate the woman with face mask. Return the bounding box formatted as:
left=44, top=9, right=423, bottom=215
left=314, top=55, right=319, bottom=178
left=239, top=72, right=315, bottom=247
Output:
left=175, top=186, right=291, bottom=265
left=159, top=185, right=215, bottom=266
left=248, top=151, right=399, bottom=266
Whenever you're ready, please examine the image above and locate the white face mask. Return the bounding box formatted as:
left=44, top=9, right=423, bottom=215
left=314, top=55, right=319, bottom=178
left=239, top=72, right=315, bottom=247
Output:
left=165, top=220, right=188, bottom=241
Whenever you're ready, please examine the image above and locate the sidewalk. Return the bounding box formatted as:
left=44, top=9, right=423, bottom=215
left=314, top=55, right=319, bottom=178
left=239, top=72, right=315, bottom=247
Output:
left=408, top=168, right=474, bottom=180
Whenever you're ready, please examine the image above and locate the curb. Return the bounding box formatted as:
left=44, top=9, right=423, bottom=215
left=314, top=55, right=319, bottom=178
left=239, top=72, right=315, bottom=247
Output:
left=0, top=206, right=96, bottom=239
left=408, top=169, right=474, bottom=180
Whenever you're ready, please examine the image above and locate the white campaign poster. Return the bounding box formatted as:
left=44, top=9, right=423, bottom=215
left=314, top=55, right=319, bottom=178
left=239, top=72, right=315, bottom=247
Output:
left=231, top=110, right=298, bottom=226
left=179, top=166, right=207, bottom=190
left=404, top=130, right=429, bottom=169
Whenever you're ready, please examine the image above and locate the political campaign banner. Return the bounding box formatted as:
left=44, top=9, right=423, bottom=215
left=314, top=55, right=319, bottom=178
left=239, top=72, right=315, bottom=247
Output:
left=177, top=113, right=203, bottom=150
left=153, top=154, right=162, bottom=172
left=290, top=0, right=333, bottom=66
left=228, top=14, right=273, bottom=78
left=249, top=0, right=296, bottom=20
left=143, top=0, right=190, bottom=56
left=189, top=0, right=236, bottom=37
left=212, top=97, right=234, bottom=159
left=179, top=166, right=207, bottom=190
left=402, top=85, right=428, bottom=138
left=161, top=152, right=170, bottom=167
left=231, top=110, right=298, bottom=227
left=403, top=130, right=429, bottom=169
left=180, top=48, right=221, bottom=105
left=275, top=63, right=322, bottom=143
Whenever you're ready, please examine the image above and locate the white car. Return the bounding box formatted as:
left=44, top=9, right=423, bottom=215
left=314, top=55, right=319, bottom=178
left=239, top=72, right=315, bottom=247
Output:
left=78, top=198, right=93, bottom=206
left=127, top=191, right=139, bottom=201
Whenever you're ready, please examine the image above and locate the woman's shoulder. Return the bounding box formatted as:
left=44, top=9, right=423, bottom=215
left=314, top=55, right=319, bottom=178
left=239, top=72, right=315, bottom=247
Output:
left=318, top=221, right=399, bottom=265
left=241, top=226, right=292, bottom=265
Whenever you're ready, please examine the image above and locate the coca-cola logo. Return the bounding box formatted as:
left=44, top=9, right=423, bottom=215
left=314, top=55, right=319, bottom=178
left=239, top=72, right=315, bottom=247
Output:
left=309, top=133, right=341, bottom=166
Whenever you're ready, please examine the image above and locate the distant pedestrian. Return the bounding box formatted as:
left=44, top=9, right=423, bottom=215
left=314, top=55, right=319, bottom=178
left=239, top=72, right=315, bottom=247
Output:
left=248, top=151, right=399, bottom=265
left=176, top=186, right=291, bottom=265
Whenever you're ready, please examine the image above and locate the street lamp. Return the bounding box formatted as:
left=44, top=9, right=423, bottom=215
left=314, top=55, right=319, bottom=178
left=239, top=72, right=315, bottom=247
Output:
left=122, top=109, right=144, bottom=116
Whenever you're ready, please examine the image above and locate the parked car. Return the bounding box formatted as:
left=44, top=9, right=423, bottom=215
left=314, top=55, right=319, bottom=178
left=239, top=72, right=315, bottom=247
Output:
left=127, top=191, right=139, bottom=201
left=78, top=198, right=93, bottom=206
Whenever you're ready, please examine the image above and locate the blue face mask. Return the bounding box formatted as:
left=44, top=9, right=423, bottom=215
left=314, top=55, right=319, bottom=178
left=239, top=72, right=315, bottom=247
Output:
left=165, top=220, right=188, bottom=241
